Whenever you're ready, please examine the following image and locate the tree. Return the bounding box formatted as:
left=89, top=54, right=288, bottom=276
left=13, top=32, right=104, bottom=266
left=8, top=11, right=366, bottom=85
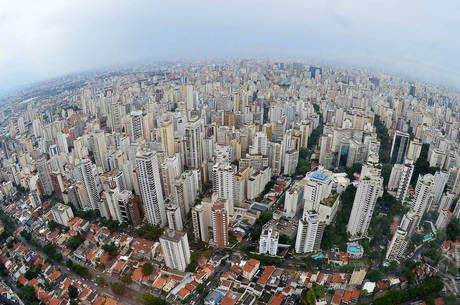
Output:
left=142, top=292, right=166, bottom=305
left=367, top=270, right=383, bottom=282
left=110, top=282, right=125, bottom=295
left=136, top=224, right=164, bottom=241
left=17, top=285, right=36, bottom=304
left=102, top=243, right=119, bottom=259
left=121, top=274, right=132, bottom=284
left=256, top=212, right=273, bottom=226
left=47, top=220, right=58, bottom=231
left=142, top=263, right=154, bottom=276
left=95, top=277, right=105, bottom=285
left=68, top=285, right=78, bottom=299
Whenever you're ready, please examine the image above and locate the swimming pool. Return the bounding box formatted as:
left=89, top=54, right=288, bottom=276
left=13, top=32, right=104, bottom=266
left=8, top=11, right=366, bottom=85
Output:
left=423, top=235, right=432, bottom=241
left=313, top=253, right=324, bottom=260
left=348, top=246, right=362, bottom=253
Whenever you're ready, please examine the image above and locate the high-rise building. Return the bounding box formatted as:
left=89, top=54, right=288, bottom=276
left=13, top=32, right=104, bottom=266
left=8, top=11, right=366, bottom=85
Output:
left=160, top=120, right=175, bottom=157
left=347, top=164, right=383, bottom=237
left=407, top=139, right=422, bottom=161
left=259, top=221, right=279, bottom=256
left=109, top=102, right=124, bottom=133
left=136, top=150, right=166, bottom=226
left=385, top=228, right=408, bottom=262
left=249, top=132, right=268, bottom=155
left=75, top=158, right=100, bottom=210
left=192, top=204, right=210, bottom=242
left=410, top=174, right=434, bottom=228
left=159, top=229, right=191, bottom=272
left=90, top=132, right=107, bottom=171
left=166, top=203, right=183, bottom=231
left=211, top=200, right=228, bottom=248
left=51, top=203, right=74, bottom=227
left=432, top=171, right=449, bottom=206
left=390, top=159, right=414, bottom=202
left=283, top=149, right=299, bottom=176
left=303, top=169, right=333, bottom=212
left=295, top=210, right=325, bottom=253
left=212, top=163, right=235, bottom=215
left=185, top=84, right=194, bottom=111
left=390, top=131, right=410, bottom=164
left=184, top=116, right=202, bottom=169
left=129, top=110, right=144, bottom=142
left=36, top=156, right=53, bottom=196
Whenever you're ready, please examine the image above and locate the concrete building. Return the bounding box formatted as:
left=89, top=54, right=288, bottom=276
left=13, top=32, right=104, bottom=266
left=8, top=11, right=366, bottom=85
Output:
left=347, top=163, right=383, bottom=237
left=51, top=203, right=74, bottom=227
left=185, top=116, right=202, bottom=169
left=136, top=150, right=166, bottom=226
left=390, top=131, right=410, bottom=164
left=159, top=229, right=191, bottom=272
left=211, top=200, right=228, bottom=248
left=259, top=221, right=279, bottom=256
left=295, top=210, right=325, bottom=253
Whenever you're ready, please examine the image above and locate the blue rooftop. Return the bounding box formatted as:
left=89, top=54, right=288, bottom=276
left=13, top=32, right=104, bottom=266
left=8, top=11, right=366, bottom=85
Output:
left=311, top=172, right=328, bottom=181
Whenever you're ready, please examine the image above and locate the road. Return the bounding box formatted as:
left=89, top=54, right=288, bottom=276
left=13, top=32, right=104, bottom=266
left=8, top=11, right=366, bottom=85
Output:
left=18, top=235, right=144, bottom=305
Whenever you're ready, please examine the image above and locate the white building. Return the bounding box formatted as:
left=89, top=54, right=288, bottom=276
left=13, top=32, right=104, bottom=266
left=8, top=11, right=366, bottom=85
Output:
left=166, top=203, right=183, bottom=231
left=284, top=179, right=306, bottom=218
left=295, top=210, right=325, bottom=253
left=51, top=203, right=74, bottom=227
left=247, top=167, right=271, bottom=201
left=36, top=156, right=53, bottom=196
left=410, top=174, right=434, bottom=228
left=303, top=168, right=333, bottom=212
left=159, top=229, right=191, bottom=272
left=185, top=116, right=202, bottom=169
left=432, top=171, right=449, bottom=207
left=249, top=132, right=268, bottom=156
left=129, top=110, right=144, bottom=142
left=435, top=210, right=452, bottom=230
left=259, top=221, right=279, bottom=256
left=347, top=163, right=383, bottom=237
left=192, top=204, right=210, bottom=242
left=385, top=228, right=408, bottom=262
left=75, top=158, right=100, bottom=210
left=212, top=163, right=235, bottom=215
left=136, top=150, right=166, bottom=226
left=283, top=149, right=299, bottom=176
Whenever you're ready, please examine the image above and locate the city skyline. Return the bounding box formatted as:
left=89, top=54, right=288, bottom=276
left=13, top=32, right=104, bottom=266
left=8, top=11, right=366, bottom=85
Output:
left=1, top=0, right=460, bottom=95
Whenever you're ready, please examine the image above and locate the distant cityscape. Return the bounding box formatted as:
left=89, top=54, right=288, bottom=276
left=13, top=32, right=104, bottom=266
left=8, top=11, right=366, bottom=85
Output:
left=0, top=59, right=457, bottom=305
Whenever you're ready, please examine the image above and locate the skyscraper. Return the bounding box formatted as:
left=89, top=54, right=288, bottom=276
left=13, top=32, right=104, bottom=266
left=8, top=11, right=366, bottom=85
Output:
left=390, top=131, right=410, bottom=164
left=36, top=156, right=53, bottom=196
left=303, top=169, right=333, bottom=212
left=160, top=119, right=175, bottom=157
left=184, top=116, right=202, bottom=169
left=166, top=203, right=183, bottom=231
left=192, top=204, right=210, bottom=242
left=395, top=159, right=414, bottom=202
left=385, top=228, right=408, bottom=262
left=212, top=163, right=235, bottom=215
left=295, top=210, right=325, bottom=253
left=259, top=221, right=279, bottom=256
left=410, top=174, right=434, bottom=229
left=347, top=164, right=383, bottom=237
left=211, top=200, right=228, bottom=248
left=129, top=110, right=144, bottom=142
left=75, top=158, right=101, bottom=210
left=185, top=84, right=194, bottom=111
left=136, top=150, right=166, bottom=226
left=159, top=229, right=191, bottom=272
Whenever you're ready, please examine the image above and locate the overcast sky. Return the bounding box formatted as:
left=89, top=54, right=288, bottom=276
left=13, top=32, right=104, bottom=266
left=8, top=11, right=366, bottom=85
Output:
left=1, top=0, right=459, bottom=94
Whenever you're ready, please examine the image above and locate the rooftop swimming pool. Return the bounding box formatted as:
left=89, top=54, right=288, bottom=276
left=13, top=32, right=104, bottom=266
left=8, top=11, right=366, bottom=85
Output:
left=348, top=246, right=362, bottom=253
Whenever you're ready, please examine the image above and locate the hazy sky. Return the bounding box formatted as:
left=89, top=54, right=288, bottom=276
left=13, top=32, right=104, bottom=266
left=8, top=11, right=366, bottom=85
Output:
left=1, top=0, right=459, bottom=93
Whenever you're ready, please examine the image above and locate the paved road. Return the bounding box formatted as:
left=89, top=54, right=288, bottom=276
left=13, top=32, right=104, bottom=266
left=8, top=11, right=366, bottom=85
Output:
left=18, top=235, right=144, bottom=305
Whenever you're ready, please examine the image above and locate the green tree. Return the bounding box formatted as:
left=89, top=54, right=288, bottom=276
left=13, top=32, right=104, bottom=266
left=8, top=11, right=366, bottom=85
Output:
left=110, top=282, right=125, bottom=295
left=142, top=263, right=154, bottom=276
left=142, top=292, right=166, bottom=305
left=68, top=285, right=78, bottom=299
left=367, top=270, right=383, bottom=282
left=121, top=274, right=132, bottom=284
left=17, top=285, right=36, bottom=303
left=102, top=243, right=119, bottom=259
left=256, top=212, right=273, bottom=226
left=95, top=276, right=105, bottom=285
left=135, top=224, right=164, bottom=241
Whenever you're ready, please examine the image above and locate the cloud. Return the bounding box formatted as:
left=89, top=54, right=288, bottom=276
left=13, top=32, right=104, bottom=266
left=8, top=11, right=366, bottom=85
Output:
left=0, top=0, right=459, bottom=93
